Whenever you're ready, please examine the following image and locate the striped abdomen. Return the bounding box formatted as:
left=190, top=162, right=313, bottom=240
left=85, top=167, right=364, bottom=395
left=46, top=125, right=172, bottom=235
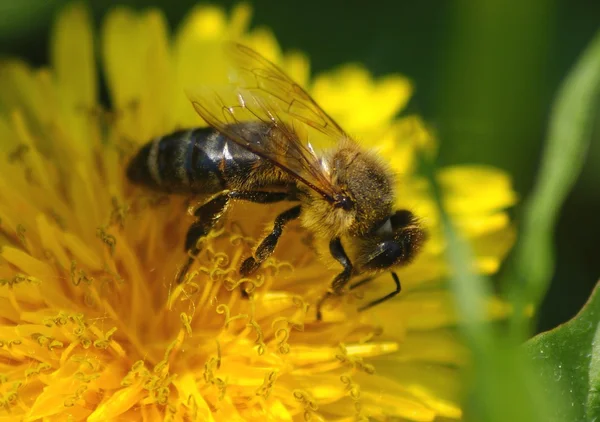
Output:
left=127, top=126, right=262, bottom=194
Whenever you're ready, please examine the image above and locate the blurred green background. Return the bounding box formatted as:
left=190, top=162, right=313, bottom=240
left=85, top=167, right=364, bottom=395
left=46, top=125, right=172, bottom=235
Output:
left=0, top=0, right=598, bottom=333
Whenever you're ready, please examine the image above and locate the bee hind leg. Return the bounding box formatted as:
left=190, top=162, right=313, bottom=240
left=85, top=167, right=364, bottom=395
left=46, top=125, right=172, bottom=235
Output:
left=239, top=205, right=302, bottom=276
left=316, top=237, right=353, bottom=321
left=177, top=190, right=296, bottom=284
left=176, top=192, right=231, bottom=284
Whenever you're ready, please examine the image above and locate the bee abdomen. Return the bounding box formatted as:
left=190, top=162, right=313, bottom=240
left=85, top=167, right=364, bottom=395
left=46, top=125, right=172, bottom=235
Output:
left=127, top=127, right=250, bottom=194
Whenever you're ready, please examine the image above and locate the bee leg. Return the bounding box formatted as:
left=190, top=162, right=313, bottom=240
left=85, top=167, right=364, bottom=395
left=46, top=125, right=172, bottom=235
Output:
left=316, top=238, right=353, bottom=321
left=354, top=272, right=402, bottom=312
left=176, top=192, right=231, bottom=283
left=240, top=205, right=302, bottom=276
left=228, top=191, right=293, bottom=203
left=177, top=190, right=296, bottom=284
left=349, top=275, right=376, bottom=290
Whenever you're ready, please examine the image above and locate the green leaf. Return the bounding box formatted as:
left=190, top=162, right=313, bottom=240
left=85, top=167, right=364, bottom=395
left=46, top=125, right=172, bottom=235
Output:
left=524, top=281, right=600, bottom=421
left=422, top=155, right=562, bottom=422
left=506, top=29, right=600, bottom=334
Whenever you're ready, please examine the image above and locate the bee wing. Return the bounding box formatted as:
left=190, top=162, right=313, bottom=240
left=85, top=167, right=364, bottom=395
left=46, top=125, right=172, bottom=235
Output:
left=186, top=43, right=351, bottom=203
left=225, top=43, right=349, bottom=140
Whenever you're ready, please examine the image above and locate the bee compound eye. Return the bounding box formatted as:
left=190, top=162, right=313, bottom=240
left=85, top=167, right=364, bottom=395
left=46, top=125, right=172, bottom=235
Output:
left=334, top=195, right=353, bottom=211
left=390, top=210, right=415, bottom=230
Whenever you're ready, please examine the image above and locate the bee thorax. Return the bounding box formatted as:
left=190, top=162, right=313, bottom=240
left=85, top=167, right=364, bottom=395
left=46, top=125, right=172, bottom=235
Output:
left=300, top=193, right=356, bottom=239
left=329, top=147, right=396, bottom=235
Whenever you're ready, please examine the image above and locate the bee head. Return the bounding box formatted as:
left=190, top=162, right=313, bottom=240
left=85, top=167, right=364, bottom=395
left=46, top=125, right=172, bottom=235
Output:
left=329, top=147, right=395, bottom=235
left=358, top=210, right=427, bottom=272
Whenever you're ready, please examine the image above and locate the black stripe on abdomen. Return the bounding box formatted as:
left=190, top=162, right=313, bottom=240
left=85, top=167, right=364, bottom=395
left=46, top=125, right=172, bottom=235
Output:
left=127, top=127, right=235, bottom=194
left=187, top=129, right=228, bottom=193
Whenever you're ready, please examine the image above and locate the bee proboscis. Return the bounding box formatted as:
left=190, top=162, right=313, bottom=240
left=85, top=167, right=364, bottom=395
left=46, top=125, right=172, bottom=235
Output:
left=127, top=43, right=426, bottom=320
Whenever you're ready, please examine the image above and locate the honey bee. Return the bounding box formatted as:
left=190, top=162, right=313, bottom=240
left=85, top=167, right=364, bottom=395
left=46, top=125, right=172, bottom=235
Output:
left=127, top=43, right=426, bottom=319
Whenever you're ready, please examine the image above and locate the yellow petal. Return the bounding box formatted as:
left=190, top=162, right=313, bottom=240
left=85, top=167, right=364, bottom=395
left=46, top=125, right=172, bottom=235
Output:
left=393, top=330, right=469, bottom=366
left=381, top=115, right=437, bottom=174
left=440, top=165, right=518, bottom=214
left=87, top=383, right=145, bottom=421
left=51, top=3, right=97, bottom=110
left=50, top=3, right=98, bottom=157
left=173, top=5, right=233, bottom=128
left=359, top=363, right=463, bottom=419
left=102, top=8, right=175, bottom=141
left=311, top=64, right=412, bottom=133
left=174, top=374, right=217, bottom=422
left=2, top=247, right=54, bottom=279
left=180, top=5, right=228, bottom=39
left=471, top=226, right=517, bottom=274
left=228, top=3, right=253, bottom=37
left=281, top=51, right=311, bottom=88
left=0, top=61, right=47, bottom=136
left=360, top=385, right=437, bottom=421
left=26, top=375, right=83, bottom=420
left=242, top=26, right=282, bottom=64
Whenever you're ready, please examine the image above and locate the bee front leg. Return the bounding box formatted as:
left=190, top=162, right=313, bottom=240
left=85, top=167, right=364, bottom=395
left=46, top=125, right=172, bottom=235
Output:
left=348, top=272, right=402, bottom=312
left=357, top=272, right=401, bottom=312
left=316, top=237, right=353, bottom=321
left=240, top=205, right=302, bottom=276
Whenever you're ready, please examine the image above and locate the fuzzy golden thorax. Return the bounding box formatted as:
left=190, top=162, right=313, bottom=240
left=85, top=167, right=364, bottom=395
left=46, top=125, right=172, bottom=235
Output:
left=299, top=144, right=395, bottom=239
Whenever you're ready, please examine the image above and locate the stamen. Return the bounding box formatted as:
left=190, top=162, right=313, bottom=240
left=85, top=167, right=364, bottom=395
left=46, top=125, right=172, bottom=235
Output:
left=93, top=327, right=117, bottom=350
left=292, top=389, right=319, bottom=421
left=247, top=319, right=266, bottom=356
left=74, top=371, right=100, bottom=383
left=180, top=312, right=193, bottom=336
left=186, top=394, right=199, bottom=421
left=203, top=345, right=227, bottom=400
left=275, top=327, right=290, bottom=354
left=96, top=226, right=117, bottom=255
left=16, top=224, right=27, bottom=247
left=335, top=344, right=375, bottom=374
left=256, top=371, right=278, bottom=399
left=216, top=304, right=249, bottom=329
left=70, top=261, right=94, bottom=286
left=109, top=196, right=129, bottom=229
left=64, top=385, right=88, bottom=408
left=70, top=355, right=97, bottom=370
left=24, top=362, right=52, bottom=378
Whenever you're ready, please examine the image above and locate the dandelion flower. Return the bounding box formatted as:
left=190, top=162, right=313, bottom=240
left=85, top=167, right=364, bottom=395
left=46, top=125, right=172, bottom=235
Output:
left=0, top=3, right=516, bottom=421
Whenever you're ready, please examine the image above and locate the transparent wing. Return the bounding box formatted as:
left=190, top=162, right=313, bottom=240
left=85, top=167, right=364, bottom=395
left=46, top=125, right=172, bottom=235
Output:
left=226, top=43, right=349, bottom=140
left=186, top=42, right=351, bottom=204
